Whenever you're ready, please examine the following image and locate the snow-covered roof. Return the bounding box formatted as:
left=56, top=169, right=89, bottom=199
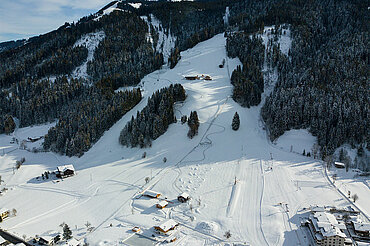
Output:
left=310, top=205, right=325, bottom=212
left=39, top=235, right=54, bottom=242
left=61, top=238, right=80, bottom=246
left=179, top=192, right=190, bottom=199
left=156, top=219, right=178, bottom=232
left=353, top=222, right=370, bottom=232
left=128, top=3, right=141, bottom=9
left=334, top=162, right=345, bottom=167
left=157, top=200, right=168, bottom=207
left=310, top=212, right=346, bottom=238
left=143, top=190, right=160, bottom=197
left=57, top=164, right=75, bottom=173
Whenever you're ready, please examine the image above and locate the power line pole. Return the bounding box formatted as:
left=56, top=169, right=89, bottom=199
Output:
left=270, top=152, right=274, bottom=169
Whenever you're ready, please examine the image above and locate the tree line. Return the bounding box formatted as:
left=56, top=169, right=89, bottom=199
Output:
left=119, top=84, right=186, bottom=148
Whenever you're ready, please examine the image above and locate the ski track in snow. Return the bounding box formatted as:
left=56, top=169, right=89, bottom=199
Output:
left=0, top=28, right=368, bottom=245
left=71, top=31, right=105, bottom=80
left=141, top=14, right=176, bottom=64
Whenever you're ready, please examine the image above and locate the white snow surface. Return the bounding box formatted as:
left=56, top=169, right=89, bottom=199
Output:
left=0, top=31, right=368, bottom=246
left=93, top=2, right=124, bottom=22
left=128, top=3, right=142, bottom=9
left=275, top=129, right=317, bottom=155
left=72, top=31, right=105, bottom=80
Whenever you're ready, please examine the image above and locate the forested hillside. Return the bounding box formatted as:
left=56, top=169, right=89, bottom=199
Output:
left=0, top=0, right=368, bottom=164
left=44, top=87, right=141, bottom=157
left=137, top=1, right=229, bottom=68
left=119, top=84, right=186, bottom=148
left=226, top=33, right=264, bottom=107
left=259, top=0, right=369, bottom=162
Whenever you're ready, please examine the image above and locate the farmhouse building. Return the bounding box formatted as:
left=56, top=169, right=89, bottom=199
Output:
left=154, top=219, right=179, bottom=235
left=56, top=165, right=75, bottom=178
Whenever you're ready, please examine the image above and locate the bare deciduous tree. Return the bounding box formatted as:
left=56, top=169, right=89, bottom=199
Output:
left=224, top=230, right=231, bottom=239
left=352, top=194, right=359, bottom=203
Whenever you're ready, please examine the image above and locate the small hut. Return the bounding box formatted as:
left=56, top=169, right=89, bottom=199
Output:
left=204, top=75, right=212, bottom=81
left=177, top=192, right=190, bottom=203
left=156, top=200, right=168, bottom=209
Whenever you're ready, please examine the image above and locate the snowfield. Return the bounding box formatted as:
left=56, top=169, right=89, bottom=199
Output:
left=0, top=31, right=368, bottom=246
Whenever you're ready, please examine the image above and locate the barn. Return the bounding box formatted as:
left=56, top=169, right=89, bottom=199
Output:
left=154, top=219, right=179, bottom=234
left=185, top=76, right=199, bottom=80
left=56, top=165, right=75, bottom=178
left=143, top=190, right=161, bottom=198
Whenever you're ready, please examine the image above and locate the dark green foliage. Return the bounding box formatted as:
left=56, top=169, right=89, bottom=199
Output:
left=227, top=33, right=264, bottom=107
left=261, top=0, right=369, bottom=163
left=63, top=224, right=72, bottom=240
left=187, top=111, right=200, bottom=139
left=43, top=86, right=142, bottom=157
left=0, top=115, right=15, bottom=135
left=119, top=84, right=186, bottom=148
left=0, top=9, right=163, bottom=90
left=232, top=112, right=240, bottom=131
left=169, top=47, right=181, bottom=69
left=87, top=11, right=164, bottom=89
left=138, top=1, right=228, bottom=51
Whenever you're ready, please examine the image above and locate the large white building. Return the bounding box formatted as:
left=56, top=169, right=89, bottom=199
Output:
left=308, top=212, right=347, bottom=246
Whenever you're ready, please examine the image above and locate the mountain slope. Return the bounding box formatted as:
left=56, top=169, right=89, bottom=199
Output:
left=1, top=32, right=368, bottom=246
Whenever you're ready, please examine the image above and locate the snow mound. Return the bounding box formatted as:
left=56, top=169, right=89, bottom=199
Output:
left=195, top=221, right=219, bottom=234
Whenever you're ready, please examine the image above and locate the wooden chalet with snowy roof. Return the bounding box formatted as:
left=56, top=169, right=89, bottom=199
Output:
left=142, top=190, right=161, bottom=198
left=156, top=200, right=168, bottom=209
left=177, top=192, right=190, bottom=203
left=56, top=165, right=75, bottom=178
left=154, top=219, right=179, bottom=235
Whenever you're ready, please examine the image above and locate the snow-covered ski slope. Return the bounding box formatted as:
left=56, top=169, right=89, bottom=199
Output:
left=0, top=32, right=368, bottom=245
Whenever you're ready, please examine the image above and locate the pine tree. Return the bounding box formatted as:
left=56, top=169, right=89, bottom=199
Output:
left=232, top=112, right=240, bottom=131
left=63, top=224, right=72, bottom=240
left=187, top=111, right=200, bottom=139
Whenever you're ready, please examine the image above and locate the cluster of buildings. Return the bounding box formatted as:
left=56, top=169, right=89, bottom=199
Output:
left=305, top=205, right=370, bottom=246
left=128, top=190, right=191, bottom=243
